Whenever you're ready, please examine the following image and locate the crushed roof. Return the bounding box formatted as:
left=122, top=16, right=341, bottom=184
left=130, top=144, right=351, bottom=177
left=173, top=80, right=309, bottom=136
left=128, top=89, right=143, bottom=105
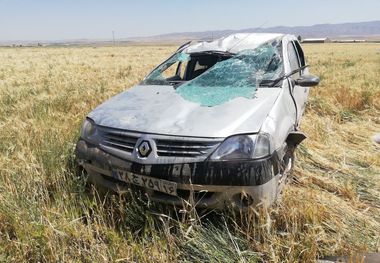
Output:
left=184, top=33, right=285, bottom=54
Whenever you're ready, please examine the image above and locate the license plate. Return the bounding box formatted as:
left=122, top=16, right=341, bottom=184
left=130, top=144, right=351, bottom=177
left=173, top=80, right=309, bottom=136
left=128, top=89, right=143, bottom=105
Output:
left=112, top=169, right=177, bottom=196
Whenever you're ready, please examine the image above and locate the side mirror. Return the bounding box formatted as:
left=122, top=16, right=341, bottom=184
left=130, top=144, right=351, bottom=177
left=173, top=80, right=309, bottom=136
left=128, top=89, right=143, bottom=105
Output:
left=295, top=74, right=320, bottom=87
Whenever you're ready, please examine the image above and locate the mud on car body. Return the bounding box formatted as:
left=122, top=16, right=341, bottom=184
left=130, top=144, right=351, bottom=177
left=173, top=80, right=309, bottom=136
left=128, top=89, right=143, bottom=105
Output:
left=76, top=33, right=319, bottom=209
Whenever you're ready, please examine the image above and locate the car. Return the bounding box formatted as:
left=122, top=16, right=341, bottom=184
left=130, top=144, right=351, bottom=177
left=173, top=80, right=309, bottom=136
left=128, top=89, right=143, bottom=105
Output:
left=75, top=33, right=319, bottom=209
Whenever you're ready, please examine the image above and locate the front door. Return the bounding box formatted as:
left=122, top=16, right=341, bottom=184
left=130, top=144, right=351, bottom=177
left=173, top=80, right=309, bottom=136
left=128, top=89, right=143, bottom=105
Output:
left=287, top=41, right=309, bottom=126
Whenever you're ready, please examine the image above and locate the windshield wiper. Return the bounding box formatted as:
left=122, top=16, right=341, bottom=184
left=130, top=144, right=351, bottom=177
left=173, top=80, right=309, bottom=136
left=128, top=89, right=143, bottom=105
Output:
left=260, top=65, right=309, bottom=87
left=259, top=79, right=283, bottom=87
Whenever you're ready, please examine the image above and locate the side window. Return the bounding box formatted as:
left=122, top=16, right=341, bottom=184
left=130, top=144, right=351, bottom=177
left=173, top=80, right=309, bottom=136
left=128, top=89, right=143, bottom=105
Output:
left=287, top=42, right=301, bottom=79
left=294, top=41, right=305, bottom=67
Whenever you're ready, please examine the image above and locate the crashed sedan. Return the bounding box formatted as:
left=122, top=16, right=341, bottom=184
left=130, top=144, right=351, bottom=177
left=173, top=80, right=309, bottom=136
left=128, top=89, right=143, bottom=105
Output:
left=76, top=33, right=319, bottom=209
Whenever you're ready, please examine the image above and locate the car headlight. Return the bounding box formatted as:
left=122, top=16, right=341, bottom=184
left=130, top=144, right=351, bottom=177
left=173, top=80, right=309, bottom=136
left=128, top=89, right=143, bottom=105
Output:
left=210, top=133, right=272, bottom=161
left=80, top=118, right=97, bottom=140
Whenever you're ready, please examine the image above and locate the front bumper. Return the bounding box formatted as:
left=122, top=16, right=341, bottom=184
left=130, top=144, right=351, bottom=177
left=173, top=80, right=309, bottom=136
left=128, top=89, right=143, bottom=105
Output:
left=76, top=139, right=282, bottom=209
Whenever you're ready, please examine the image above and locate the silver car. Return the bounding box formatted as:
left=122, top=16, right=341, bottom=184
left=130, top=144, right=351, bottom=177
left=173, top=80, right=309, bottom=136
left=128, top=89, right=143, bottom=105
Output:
left=76, top=33, right=319, bottom=209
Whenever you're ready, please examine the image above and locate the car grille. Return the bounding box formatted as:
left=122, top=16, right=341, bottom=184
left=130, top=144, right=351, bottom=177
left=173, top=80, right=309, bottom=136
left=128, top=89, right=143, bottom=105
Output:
left=100, top=129, right=139, bottom=154
left=155, top=138, right=220, bottom=158
left=98, top=126, right=222, bottom=160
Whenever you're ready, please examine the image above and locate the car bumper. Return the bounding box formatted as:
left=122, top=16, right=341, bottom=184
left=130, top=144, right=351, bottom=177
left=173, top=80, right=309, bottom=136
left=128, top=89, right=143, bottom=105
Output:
left=76, top=139, right=282, bottom=209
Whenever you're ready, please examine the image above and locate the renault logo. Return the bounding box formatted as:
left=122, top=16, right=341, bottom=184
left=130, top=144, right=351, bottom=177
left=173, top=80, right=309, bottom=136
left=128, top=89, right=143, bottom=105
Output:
left=137, top=141, right=152, bottom=157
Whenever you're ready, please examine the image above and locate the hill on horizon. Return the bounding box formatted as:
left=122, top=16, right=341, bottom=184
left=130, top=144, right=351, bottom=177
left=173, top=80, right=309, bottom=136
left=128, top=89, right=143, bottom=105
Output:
left=126, top=20, right=380, bottom=42
left=1, top=20, right=379, bottom=45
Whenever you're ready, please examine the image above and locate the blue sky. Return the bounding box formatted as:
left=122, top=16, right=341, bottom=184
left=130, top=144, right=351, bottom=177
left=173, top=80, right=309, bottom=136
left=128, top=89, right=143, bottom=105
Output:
left=0, top=0, right=379, bottom=41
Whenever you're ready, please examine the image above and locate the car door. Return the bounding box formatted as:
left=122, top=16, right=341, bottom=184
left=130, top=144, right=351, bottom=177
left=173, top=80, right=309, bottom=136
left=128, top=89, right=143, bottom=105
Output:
left=287, top=41, right=308, bottom=125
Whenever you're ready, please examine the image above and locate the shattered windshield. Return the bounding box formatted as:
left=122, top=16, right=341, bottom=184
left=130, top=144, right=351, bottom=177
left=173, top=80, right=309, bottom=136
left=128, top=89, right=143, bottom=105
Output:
left=142, top=39, right=283, bottom=106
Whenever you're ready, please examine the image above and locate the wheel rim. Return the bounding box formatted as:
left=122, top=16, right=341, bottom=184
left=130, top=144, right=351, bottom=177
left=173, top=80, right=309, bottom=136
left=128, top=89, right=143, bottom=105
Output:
left=285, top=156, right=293, bottom=173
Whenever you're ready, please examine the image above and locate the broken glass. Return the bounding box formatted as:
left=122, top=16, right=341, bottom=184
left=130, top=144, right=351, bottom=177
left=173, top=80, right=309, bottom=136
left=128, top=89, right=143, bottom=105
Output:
left=176, top=40, right=283, bottom=106
left=143, top=52, right=190, bottom=85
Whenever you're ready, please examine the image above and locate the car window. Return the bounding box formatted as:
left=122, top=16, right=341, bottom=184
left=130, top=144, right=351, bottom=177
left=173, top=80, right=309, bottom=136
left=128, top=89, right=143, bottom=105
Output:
left=142, top=53, right=226, bottom=85
left=143, top=52, right=190, bottom=84
left=185, top=55, right=224, bottom=80
left=175, top=40, right=284, bottom=106
left=287, top=42, right=301, bottom=78
left=294, top=41, right=305, bottom=67
left=161, top=61, right=180, bottom=79
left=143, top=39, right=284, bottom=89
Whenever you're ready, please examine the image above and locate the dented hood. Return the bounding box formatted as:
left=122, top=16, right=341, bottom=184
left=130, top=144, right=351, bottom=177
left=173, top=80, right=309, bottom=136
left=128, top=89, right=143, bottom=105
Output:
left=88, top=85, right=281, bottom=138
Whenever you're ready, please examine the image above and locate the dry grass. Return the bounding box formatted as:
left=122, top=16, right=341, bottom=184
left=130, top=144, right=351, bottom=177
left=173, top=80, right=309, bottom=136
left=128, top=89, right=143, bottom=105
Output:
left=0, top=43, right=379, bottom=262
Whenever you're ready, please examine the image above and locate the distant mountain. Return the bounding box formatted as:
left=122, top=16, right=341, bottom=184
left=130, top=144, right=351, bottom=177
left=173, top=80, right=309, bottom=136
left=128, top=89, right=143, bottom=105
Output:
left=1, top=20, right=379, bottom=46
left=127, top=20, right=380, bottom=42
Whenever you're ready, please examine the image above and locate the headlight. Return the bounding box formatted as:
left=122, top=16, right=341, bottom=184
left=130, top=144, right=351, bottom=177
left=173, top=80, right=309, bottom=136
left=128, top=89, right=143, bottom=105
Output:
left=210, top=133, right=272, bottom=161
left=80, top=118, right=97, bottom=140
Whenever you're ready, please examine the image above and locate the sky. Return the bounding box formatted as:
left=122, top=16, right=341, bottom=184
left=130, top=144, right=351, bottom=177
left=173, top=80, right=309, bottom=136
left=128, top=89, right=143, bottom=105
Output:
left=0, top=0, right=379, bottom=41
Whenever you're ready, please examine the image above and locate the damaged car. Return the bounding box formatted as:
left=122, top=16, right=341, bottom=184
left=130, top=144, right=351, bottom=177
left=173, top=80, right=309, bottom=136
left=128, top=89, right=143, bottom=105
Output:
left=76, top=33, right=319, bottom=209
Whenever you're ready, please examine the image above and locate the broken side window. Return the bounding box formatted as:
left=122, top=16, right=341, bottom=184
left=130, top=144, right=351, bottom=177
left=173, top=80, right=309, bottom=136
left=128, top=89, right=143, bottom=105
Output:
left=176, top=40, right=283, bottom=106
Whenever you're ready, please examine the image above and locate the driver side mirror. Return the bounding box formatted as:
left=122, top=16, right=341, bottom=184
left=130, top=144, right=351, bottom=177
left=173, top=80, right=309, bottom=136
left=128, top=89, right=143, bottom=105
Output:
left=295, top=74, right=320, bottom=87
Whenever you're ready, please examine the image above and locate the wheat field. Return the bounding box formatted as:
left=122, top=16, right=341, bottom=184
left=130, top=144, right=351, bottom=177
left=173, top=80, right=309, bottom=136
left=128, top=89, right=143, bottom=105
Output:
left=0, top=43, right=379, bottom=262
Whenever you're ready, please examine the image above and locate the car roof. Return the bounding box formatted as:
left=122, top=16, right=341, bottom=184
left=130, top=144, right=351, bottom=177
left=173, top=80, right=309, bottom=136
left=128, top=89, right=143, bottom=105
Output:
left=184, top=33, right=287, bottom=54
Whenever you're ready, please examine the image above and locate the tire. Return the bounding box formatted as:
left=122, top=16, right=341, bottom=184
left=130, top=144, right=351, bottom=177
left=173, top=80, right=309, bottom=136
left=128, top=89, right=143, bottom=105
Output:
left=276, top=144, right=295, bottom=199
left=283, top=144, right=295, bottom=182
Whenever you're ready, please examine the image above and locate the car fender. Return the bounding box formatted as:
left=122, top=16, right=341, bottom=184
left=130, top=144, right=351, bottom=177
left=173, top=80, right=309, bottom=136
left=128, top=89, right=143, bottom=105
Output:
left=260, top=87, right=297, bottom=151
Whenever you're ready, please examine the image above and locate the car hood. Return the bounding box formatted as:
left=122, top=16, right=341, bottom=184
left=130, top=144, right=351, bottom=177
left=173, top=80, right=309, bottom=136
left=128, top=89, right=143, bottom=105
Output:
left=88, top=85, right=281, bottom=138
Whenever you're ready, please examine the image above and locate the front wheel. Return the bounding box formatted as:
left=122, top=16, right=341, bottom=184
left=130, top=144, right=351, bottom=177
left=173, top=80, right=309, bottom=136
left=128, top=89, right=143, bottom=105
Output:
left=276, top=144, right=296, bottom=198
left=283, top=144, right=295, bottom=182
